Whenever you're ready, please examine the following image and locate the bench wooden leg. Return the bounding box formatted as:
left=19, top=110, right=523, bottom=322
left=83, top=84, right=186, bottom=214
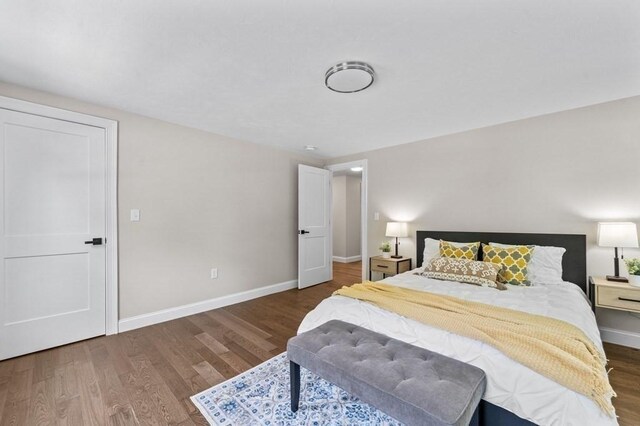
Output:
left=290, top=361, right=300, bottom=412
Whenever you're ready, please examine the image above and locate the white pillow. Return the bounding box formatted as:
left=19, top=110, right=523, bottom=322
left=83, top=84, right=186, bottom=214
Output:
left=488, top=242, right=566, bottom=285
left=422, top=238, right=476, bottom=267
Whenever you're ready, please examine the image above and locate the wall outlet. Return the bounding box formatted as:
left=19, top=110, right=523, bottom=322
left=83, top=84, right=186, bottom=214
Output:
left=210, top=268, right=218, bottom=279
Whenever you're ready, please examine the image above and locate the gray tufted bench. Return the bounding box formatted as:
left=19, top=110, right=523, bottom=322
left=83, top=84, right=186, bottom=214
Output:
left=287, top=320, right=486, bottom=426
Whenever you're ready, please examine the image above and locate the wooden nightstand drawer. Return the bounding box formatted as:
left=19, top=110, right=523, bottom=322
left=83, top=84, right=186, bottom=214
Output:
left=597, top=286, right=640, bottom=313
left=371, top=259, right=396, bottom=273
left=369, top=256, right=412, bottom=280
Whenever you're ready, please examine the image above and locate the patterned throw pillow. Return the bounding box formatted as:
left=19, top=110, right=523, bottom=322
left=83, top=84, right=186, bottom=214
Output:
left=482, top=244, right=534, bottom=286
left=421, top=257, right=506, bottom=290
left=439, top=240, right=480, bottom=260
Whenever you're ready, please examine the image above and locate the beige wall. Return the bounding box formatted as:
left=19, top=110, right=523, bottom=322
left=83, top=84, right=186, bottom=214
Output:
left=0, top=82, right=322, bottom=319
left=329, top=96, right=640, bottom=335
left=332, top=176, right=347, bottom=258
left=4, top=79, right=639, bottom=337
left=332, top=175, right=361, bottom=259
left=345, top=175, right=362, bottom=258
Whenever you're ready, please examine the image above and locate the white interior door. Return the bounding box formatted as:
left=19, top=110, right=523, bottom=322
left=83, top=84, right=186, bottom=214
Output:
left=0, top=108, right=107, bottom=360
left=298, top=165, right=332, bottom=289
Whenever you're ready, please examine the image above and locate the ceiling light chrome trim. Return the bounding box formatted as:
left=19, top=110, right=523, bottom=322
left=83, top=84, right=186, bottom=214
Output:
left=325, top=61, right=375, bottom=93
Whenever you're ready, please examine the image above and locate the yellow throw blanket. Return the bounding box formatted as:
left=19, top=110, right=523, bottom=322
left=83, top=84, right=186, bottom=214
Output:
left=334, top=282, right=616, bottom=416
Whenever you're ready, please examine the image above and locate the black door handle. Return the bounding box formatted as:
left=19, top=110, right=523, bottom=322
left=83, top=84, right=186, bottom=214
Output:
left=299, top=230, right=309, bottom=235
left=84, top=238, right=103, bottom=245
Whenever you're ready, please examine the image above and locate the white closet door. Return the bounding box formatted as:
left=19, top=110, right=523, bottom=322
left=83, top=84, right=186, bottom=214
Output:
left=0, top=108, right=106, bottom=360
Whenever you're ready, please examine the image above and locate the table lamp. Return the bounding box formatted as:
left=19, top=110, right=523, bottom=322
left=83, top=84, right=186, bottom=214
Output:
left=386, top=222, right=408, bottom=259
left=597, top=222, right=639, bottom=282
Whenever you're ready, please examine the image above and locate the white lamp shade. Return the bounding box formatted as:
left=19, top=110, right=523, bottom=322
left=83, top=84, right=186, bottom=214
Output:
left=597, top=222, right=639, bottom=248
left=386, top=222, right=408, bottom=238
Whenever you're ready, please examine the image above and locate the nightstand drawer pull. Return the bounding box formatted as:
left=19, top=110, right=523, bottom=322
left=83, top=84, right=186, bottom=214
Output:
left=375, top=264, right=389, bottom=269
left=618, top=297, right=640, bottom=303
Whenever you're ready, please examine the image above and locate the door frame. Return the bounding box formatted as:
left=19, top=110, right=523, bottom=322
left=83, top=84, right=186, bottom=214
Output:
left=326, top=160, right=368, bottom=282
left=0, top=95, right=119, bottom=335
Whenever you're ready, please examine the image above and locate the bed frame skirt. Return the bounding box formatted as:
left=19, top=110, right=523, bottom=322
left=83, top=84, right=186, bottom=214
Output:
left=480, top=401, right=535, bottom=425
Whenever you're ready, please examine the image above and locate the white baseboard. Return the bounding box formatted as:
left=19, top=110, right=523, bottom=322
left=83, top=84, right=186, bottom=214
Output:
left=118, top=279, right=298, bottom=333
left=332, top=255, right=362, bottom=263
left=599, top=327, right=640, bottom=349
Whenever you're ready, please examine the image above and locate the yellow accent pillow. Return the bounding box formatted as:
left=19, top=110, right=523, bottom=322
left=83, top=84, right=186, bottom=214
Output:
left=482, top=244, right=533, bottom=286
left=439, top=240, right=480, bottom=260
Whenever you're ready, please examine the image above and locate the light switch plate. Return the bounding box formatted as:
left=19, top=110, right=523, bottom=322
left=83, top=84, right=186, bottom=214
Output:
left=130, top=209, right=140, bottom=222
left=210, top=268, right=218, bottom=279
left=374, top=212, right=380, bottom=221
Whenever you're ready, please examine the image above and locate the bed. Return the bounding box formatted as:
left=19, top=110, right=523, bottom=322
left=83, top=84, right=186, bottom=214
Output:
left=298, top=231, right=617, bottom=426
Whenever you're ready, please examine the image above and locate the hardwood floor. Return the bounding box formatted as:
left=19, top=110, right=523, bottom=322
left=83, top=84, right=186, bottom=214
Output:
left=603, top=342, right=640, bottom=425
left=0, top=261, right=638, bottom=425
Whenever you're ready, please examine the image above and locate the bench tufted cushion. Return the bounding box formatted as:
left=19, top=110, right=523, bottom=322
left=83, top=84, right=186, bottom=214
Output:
left=287, top=320, right=486, bottom=426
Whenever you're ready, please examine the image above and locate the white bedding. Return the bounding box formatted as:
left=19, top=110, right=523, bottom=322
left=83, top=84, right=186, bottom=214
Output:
left=298, top=270, right=618, bottom=426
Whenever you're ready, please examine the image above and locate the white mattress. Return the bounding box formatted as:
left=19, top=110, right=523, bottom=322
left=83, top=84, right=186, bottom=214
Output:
left=298, top=270, right=617, bottom=426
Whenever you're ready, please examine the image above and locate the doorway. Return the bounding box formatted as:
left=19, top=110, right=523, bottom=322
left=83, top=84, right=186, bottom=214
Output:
left=297, top=161, right=367, bottom=288
left=327, top=160, right=367, bottom=282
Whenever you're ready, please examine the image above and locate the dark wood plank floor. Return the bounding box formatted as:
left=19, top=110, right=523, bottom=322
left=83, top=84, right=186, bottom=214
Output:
left=0, top=261, right=638, bottom=425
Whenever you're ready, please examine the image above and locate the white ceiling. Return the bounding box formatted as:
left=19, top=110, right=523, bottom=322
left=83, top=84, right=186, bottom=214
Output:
left=1, top=1, right=640, bottom=158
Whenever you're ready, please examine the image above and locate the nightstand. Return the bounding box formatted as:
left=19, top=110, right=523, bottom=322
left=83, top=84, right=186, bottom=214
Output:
left=369, top=256, right=412, bottom=280
left=589, top=276, right=640, bottom=314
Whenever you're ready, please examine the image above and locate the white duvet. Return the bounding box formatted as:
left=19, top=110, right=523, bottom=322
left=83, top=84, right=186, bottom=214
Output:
left=298, top=270, right=618, bottom=426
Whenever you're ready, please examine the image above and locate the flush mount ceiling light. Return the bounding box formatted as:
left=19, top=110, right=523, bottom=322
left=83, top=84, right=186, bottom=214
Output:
left=304, top=145, right=318, bottom=151
left=325, top=61, right=375, bottom=93
left=350, top=166, right=363, bottom=172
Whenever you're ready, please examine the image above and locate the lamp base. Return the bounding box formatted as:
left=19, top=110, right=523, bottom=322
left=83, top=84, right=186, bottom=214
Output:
left=390, top=255, right=403, bottom=259
left=606, top=275, right=629, bottom=283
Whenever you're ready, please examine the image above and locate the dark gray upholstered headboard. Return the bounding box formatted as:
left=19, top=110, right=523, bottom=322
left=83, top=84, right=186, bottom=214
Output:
left=416, top=231, right=587, bottom=293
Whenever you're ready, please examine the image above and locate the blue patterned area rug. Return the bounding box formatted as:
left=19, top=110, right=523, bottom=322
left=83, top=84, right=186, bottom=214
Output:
left=191, top=352, right=402, bottom=425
